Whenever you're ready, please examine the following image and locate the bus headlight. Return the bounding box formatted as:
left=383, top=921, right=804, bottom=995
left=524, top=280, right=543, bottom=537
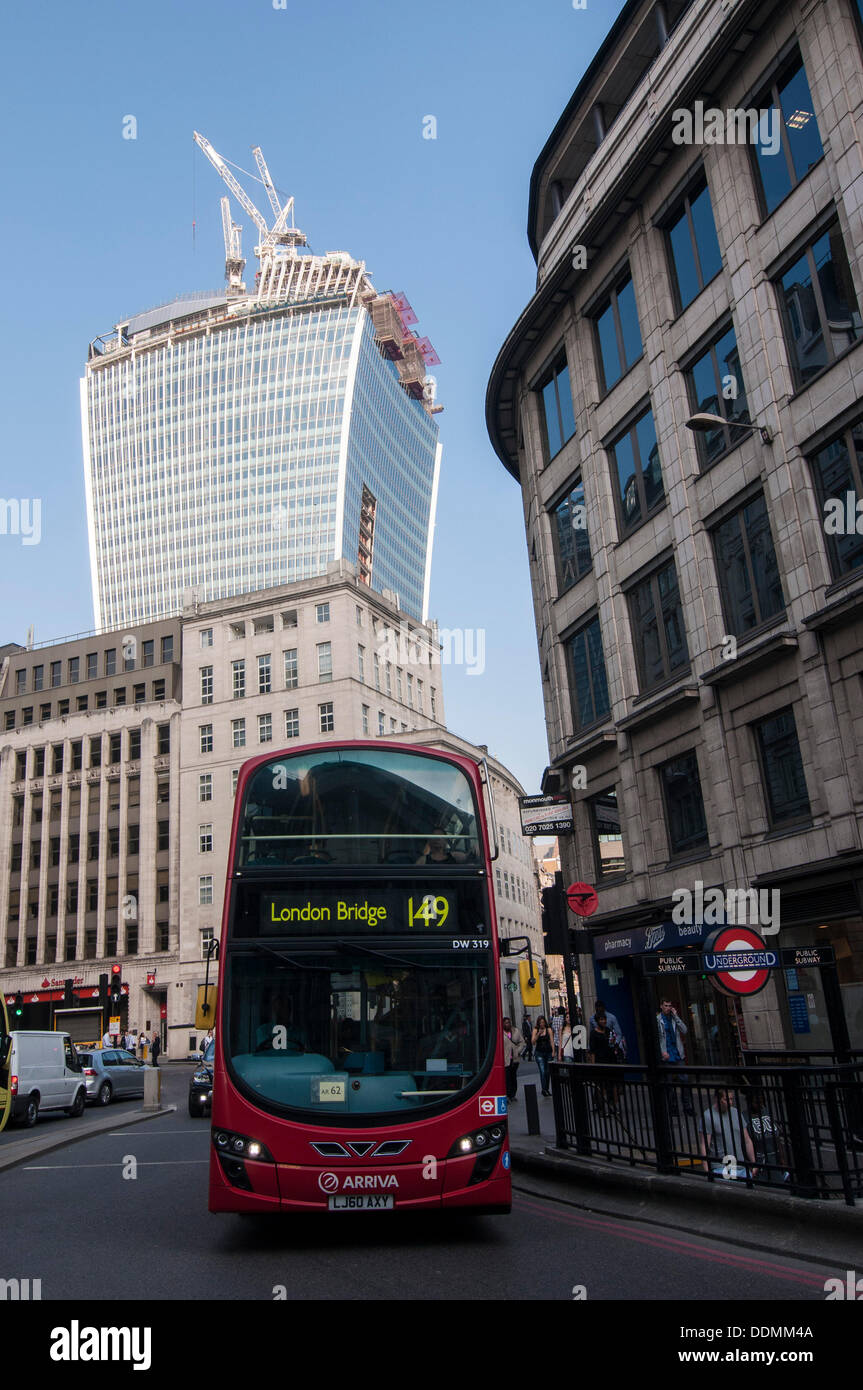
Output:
left=211, top=1128, right=273, bottom=1161
left=447, top=1123, right=506, bottom=1159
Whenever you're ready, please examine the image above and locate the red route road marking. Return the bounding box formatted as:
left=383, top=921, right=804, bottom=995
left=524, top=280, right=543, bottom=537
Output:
left=514, top=1194, right=826, bottom=1291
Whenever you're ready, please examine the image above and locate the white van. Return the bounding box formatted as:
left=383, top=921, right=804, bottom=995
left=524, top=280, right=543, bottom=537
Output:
left=6, top=1031, right=87, bottom=1127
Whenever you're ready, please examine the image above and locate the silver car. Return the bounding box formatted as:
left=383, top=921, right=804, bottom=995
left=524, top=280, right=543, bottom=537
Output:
left=76, top=1048, right=151, bottom=1106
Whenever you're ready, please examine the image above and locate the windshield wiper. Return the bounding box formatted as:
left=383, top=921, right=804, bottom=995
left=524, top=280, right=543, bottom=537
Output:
left=237, top=941, right=332, bottom=971
left=334, top=939, right=438, bottom=970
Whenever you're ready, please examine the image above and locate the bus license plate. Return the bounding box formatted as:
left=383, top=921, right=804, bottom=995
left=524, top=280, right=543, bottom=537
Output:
left=328, top=1194, right=395, bottom=1211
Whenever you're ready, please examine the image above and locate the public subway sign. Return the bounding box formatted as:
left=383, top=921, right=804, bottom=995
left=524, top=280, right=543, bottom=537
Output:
left=642, top=953, right=702, bottom=976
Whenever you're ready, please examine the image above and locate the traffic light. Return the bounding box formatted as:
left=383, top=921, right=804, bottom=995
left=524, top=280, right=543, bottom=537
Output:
left=110, top=964, right=122, bottom=1008
left=541, top=879, right=569, bottom=955
left=14, top=991, right=23, bottom=1018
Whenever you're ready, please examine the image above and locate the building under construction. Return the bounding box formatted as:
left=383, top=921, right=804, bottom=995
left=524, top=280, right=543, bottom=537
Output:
left=81, top=134, right=443, bottom=629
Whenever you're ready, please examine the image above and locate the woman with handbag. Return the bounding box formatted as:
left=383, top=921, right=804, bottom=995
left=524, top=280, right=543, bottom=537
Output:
left=532, top=1016, right=553, bottom=1096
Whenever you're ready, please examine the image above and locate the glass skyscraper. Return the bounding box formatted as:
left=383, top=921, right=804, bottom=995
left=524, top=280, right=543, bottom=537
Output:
left=82, top=258, right=441, bottom=628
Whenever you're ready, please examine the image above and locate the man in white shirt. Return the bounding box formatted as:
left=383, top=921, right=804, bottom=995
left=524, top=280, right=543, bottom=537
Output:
left=102, top=1029, right=112, bottom=1049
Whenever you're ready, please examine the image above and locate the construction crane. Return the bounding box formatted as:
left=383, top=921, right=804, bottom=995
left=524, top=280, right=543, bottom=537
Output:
left=220, top=196, right=246, bottom=295
left=193, top=131, right=269, bottom=243
left=194, top=131, right=307, bottom=258
left=253, top=145, right=282, bottom=221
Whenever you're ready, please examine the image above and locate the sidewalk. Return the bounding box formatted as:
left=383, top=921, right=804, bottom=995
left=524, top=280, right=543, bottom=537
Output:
left=508, top=1060, right=863, bottom=1269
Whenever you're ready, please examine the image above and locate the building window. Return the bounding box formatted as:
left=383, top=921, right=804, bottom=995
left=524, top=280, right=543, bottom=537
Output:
left=712, top=492, right=785, bottom=636
left=232, top=769, right=240, bottom=797
left=68, top=657, right=79, bottom=684
left=52, top=744, right=64, bottom=774
left=128, top=728, right=141, bottom=759
left=201, top=926, right=216, bottom=960
left=141, top=639, right=154, bottom=668
left=357, top=644, right=365, bottom=681
left=361, top=704, right=370, bottom=735
left=199, top=773, right=213, bottom=802
left=161, top=635, right=173, bottom=664
left=75, top=695, right=88, bottom=713
left=316, top=603, right=330, bottom=624
left=253, top=616, right=274, bottom=635
left=551, top=477, right=591, bottom=592
left=232, top=660, right=246, bottom=699
left=810, top=423, right=863, bottom=579
left=775, top=221, right=862, bottom=387
left=133, top=682, right=145, bottom=703
left=538, top=354, right=576, bottom=460
left=86, top=654, right=97, bottom=681
left=258, top=653, right=272, bottom=694
left=430, top=688, right=436, bottom=719
left=200, top=666, right=213, bottom=704
left=284, top=709, right=299, bottom=739
left=258, top=712, right=273, bottom=743
left=33, top=748, right=45, bottom=777
left=284, top=649, right=298, bottom=690
left=566, top=616, right=611, bottom=731
left=71, top=740, right=82, bottom=770
left=281, top=609, right=298, bottom=629
left=199, top=824, right=213, bottom=854
left=373, top=653, right=381, bottom=690
left=628, top=558, right=690, bottom=691
left=127, top=826, right=139, bottom=856
left=109, top=733, right=122, bottom=765
left=664, top=176, right=722, bottom=311
left=157, top=723, right=170, bottom=755
left=89, top=736, right=102, bottom=768
left=753, top=55, right=824, bottom=218
left=356, top=605, right=364, bottom=626
left=200, top=627, right=214, bottom=648
left=21, top=706, right=33, bottom=725
left=87, top=829, right=99, bottom=862
left=152, top=679, right=165, bottom=701
left=609, top=406, right=664, bottom=535
left=319, top=702, right=334, bottom=733
left=685, top=322, right=749, bottom=467
left=104, top=649, right=116, bottom=676
left=593, top=271, right=642, bottom=392
left=156, top=773, right=170, bottom=804
left=199, top=876, right=214, bottom=906
left=50, top=661, right=61, bottom=688
left=385, top=663, right=392, bottom=696
left=588, top=788, right=626, bottom=877
left=317, top=642, right=333, bottom=682
left=659, top=751, right=709, bottom=855
left=58, top=699, right=70, bottom=716
left=231, top=718, right=246, bottom=749
left=753, top=708, right=811, bottom=826
left=200, top=723, right=213, bottom=754
left=15, top=669, right=26, bottom=695
left=378, top=710, right=385, bottom=735
left=68, top=832, right=79, bottom=862
left=39, top=702, right=51, bottom=721
left=113, top=687, right=126, bottom=706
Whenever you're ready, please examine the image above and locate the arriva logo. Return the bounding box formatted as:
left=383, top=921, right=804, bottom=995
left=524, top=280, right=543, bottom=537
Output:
left=344, top=1175, right=399, bottom=1190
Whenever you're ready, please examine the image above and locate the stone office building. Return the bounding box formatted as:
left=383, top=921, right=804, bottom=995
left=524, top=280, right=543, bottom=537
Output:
left=487, top=0, right=863, bottom=1062
left=0, top=619, right=182, bottom=1044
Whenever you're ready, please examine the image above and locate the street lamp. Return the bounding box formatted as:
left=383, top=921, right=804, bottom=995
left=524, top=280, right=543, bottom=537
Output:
left=685, top=412, right=772, bottom=444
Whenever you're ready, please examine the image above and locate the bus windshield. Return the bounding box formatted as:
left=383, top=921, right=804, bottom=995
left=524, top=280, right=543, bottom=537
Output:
left=225, top=946, right=494, bottom=1119
left=237, top=747, right=481, bottom=868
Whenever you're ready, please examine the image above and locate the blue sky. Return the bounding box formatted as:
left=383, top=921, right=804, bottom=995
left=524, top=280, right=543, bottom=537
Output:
left=0, top=0, right=626, bottom=793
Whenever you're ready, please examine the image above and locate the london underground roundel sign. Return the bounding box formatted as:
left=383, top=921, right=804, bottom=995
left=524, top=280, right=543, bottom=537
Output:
left=702, top=926, right=777, bottom=997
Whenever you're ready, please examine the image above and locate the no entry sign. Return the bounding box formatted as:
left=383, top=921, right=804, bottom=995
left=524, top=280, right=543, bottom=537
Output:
left=703, top=926, right=777, bottom=997
left=566, top=882, right=598, bottom=917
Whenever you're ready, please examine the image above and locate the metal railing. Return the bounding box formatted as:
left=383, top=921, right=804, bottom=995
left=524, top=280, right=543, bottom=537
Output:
left=550, top=1061, right=863, bottom=1204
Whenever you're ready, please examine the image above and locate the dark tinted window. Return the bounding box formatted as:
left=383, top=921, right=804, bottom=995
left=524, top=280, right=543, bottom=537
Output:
left=754, top=708, right=811, bottom=826
left=810, top=424, right=863, bottom=578
left=594, top=273, right=642, bottom=390
left=239, top=749, right=480, bottom=867
left=686, top=323, right=749, bottom=466
left=667, top=179, right=722, bottom=310
left=566, top=617, right=611, bottom=730
left=552, top=479, right=591, bottom=591
left=540, top=356, right=576, bottom=459
left=659, top=752, right=709, bottom=854
left=777, top=223, right=862, bottom=386
left=712, top=493, right=785, bottom=635
left=754, top=57, right=823, bottom=216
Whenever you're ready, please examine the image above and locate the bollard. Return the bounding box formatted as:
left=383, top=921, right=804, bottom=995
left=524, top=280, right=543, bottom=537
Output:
left=143, top=1068, right=162, bottom=1111
left=524, top=1083, right=540, bottom=1136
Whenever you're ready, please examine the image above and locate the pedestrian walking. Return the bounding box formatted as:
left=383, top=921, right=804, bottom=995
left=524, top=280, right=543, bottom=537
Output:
left=588, top=1013, right=616, bottom=1114
left=656, top=998, right=693, bottom=1117
left=551, top=1006, right=566, bottom=1062
left=102, top=1028, right=112, bottom=1049
left=138, top=1031, right=148, bottom=1061
left=124, top=1030, right=135, bottom=1053
left=501, top=1017, right=524, bottom=1102
left=532, top=1016, right=553, bottom=1096
left=700, top=1088, right=757, bottom=1179
left=520, top=1012, right=533, bottom=1060
left=151, top=1031, right=161, bottom=1067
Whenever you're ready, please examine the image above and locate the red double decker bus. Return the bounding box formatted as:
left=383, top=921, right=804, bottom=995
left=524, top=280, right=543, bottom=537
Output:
left=208, top=741, right=511, bottom=1216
